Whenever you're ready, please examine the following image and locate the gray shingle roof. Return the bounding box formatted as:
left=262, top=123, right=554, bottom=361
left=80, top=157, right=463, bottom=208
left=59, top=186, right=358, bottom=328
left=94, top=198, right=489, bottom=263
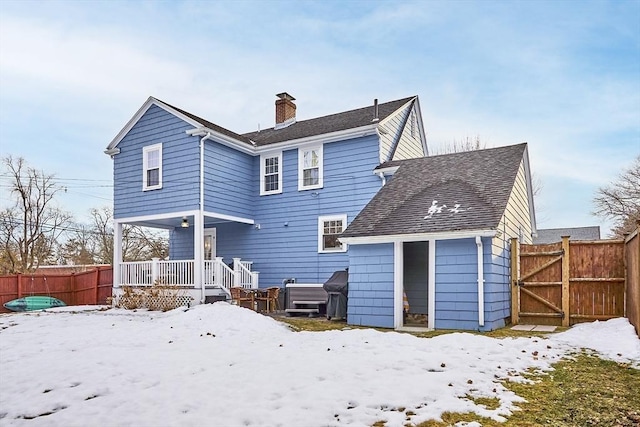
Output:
left=533, top=226, right=601, bottom=244
left=158, top=99, right=254, bottom=145
left=342, top=143, right=528, bottom=238
left=243, top=97, right=415, bottom=146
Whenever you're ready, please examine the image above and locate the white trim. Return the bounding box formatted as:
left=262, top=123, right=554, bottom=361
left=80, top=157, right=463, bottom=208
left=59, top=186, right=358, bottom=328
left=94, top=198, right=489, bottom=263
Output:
left=186, top=127, right=256, bottom=155
left=260, top=152, right=283, bottom=196
left=299, top=144, right=323, bottom=191
left=412, top=97, right=429, bottom=156
left=114, top=210, right=254, bottom=228
left=393, top=241, right=403, bottom=329
left=476, top=236, right=485, bottom=327
left=107, top=97, right=205, bottom=152
left=260, top=125, right=377, bottom=153
left=373, top=166, right=400, bottom=176
left=203, top=210, right=254, bottom=225
left=142, top=143, right=162, bottom=191
left=203, top=228, right=216, bottom=260
left=318, top=214, right=348, bottom=253
left=340, top=229, right=496, bottom=245
left=428, top=239, right=436, bottom=329
left=522, top=146, right=537, bottom=235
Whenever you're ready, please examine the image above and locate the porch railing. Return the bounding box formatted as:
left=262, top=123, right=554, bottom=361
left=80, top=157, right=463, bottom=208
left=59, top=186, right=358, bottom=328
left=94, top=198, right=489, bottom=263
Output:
left=119, top=257, right=257, bottom=289
left=120, top=259, right=195, bottom=287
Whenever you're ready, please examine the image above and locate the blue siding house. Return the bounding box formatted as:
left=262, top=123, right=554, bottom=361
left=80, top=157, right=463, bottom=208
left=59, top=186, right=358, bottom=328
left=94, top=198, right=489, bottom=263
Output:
left=105, top=93, right=535, bottom=331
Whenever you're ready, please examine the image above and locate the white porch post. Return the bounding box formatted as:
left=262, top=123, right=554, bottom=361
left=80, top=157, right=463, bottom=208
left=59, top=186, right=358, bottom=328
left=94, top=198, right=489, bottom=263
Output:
left=151, top=257, right=160, bottom=284
left=428, top=240, right=436, bottom=329
left=393, top=241, right=403, bottom=329
left=233, top=257, right=241, bottom=287
left=194, top=214, right=204, bottom=302
left=214, top=257, right=223, bottom=286
left=113, top=221, right=123, bottom=289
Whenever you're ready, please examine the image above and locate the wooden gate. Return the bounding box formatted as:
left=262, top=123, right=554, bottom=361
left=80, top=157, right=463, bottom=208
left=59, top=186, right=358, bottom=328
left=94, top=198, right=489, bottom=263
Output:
left=511, top=236, right=625, bottom=326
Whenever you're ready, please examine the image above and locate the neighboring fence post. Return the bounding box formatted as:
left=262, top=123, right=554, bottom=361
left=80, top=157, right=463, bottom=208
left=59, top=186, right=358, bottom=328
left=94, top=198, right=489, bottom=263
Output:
left=561, top=236, right=570, bottom=327
left=95, top=268, right=101, bottom=304
left=16, top=273, right=22, bottom=298
left=510, top=238, right=519, bottom=325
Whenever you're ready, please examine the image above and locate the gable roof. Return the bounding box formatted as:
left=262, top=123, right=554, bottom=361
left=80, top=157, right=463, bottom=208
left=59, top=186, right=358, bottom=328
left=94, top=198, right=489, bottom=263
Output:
left=243, top=97, right=416, bottom=146
left=160, top=100, right=253, bottom=145
left=106, top=96, right=417, bottom=153
left=342, top=143, right=529, bottom=239
left=533, top=226, right=601, bottom=244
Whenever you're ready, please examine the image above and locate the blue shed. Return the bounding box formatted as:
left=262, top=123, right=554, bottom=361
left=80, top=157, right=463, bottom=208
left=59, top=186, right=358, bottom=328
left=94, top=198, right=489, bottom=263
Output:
left=340, top=144, right=537, bottom=331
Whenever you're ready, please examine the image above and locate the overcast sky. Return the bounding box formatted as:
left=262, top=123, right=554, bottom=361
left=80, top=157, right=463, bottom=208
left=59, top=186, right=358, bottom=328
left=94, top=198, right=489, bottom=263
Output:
left=1, top=0, right=638, bottom=235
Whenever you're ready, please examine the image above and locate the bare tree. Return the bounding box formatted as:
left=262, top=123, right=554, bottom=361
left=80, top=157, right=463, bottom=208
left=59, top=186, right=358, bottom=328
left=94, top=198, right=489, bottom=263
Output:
left=0, top=156, right=72, bottom=273
left=430, top=135, right=486, bottom=155
left=594, top=155, right=640, bottom=238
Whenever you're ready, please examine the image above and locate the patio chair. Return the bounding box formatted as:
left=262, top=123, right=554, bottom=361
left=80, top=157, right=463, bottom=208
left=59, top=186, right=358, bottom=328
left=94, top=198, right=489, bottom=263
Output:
left=230, top=287, right=253, bottom=309
left=256, top=287, right=280, bottom=313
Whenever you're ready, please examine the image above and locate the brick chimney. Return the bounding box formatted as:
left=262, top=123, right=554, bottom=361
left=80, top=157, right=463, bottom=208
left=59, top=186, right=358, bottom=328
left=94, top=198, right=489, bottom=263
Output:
left=275, top=92, right=296, bottom=128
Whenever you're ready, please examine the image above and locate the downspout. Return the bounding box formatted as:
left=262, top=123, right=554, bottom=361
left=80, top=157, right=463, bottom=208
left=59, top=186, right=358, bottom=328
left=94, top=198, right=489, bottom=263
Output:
left=475, top=236, right=485, bottom=327
left=198, top=133, right=214, bottom=303
left=377, top=172, right=386, bottom=186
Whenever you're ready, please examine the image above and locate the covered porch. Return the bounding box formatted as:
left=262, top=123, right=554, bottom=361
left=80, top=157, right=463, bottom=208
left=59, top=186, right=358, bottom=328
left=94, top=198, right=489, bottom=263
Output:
left=112, top=210, right=258, bottom=304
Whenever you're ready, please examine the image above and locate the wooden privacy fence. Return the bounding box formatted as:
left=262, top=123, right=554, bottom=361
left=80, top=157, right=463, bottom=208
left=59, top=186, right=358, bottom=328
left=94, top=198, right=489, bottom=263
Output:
left=511, top=230, right=640, bottom=333
left=625, top=228, right=640, bottom=336
left=0, top=267, right=113, bottom=313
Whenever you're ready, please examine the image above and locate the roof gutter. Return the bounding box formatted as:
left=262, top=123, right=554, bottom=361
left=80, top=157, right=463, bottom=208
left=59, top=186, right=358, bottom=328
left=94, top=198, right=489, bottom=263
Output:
left=340, top=229, right=496, bottom=245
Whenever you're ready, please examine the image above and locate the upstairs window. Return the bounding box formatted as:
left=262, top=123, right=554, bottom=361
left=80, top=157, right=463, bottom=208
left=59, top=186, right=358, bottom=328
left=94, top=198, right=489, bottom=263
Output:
left=318, top=214, right=347, bottom=253
left=298, top=145, right=323, bottom=190
left=260, top=152, right=282, bottom=195
left=143, top=143, right=162, bottom=191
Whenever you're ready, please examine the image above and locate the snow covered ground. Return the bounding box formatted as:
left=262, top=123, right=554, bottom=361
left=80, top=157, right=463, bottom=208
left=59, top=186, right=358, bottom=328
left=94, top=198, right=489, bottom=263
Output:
left=0, top=303, right=638, bottom=427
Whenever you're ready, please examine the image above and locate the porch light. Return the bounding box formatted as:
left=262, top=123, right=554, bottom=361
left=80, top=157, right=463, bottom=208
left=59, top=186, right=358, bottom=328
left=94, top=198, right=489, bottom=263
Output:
left=181, top=217, right=189, bottom=228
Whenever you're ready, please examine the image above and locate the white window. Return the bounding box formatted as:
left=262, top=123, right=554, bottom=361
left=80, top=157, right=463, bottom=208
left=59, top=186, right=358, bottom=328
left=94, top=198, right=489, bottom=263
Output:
left=260, top=152, right=282, bottom=195
left=318, top=214, right=347, bottom=253
left=298, top=145, right=323, bottom=190
left=143, top=143, right=162, bottom=190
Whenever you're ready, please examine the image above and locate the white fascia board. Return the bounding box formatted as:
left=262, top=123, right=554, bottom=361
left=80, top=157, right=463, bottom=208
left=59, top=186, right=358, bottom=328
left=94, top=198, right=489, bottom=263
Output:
left=522, top=145, right=537, bottom=234
left=377, top=97, right=416, bottom=128
left=254, top=124, right=379, bottom=154
left=114, top=209, right=200, bottom=228
left=106, top=97, right=203, bottom=153
left=340, top=229, right=496, bottom=245
left=186, top=127, right=256, bottom=155
left=373, top=166, right=400, bottom=176
left=412, top=97, right=429, bottom=156
left=203, top=210, right=254, bottom=225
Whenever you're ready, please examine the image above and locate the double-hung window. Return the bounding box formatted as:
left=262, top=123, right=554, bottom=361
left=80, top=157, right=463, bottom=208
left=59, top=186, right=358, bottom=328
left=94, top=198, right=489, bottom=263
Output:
left=143, top=143, right=162, bottom=190
left=318, top=214, right=347, bottom=253
left=260, top=152, right=282, bottom=195
left=298, top=145, right=323, bottom=190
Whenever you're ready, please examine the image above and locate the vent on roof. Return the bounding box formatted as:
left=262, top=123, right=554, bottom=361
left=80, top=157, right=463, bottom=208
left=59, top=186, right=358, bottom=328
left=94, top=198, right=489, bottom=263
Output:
left=372, top=98, right=379, bottom=122
left=275, top=92, right=296, bottom=129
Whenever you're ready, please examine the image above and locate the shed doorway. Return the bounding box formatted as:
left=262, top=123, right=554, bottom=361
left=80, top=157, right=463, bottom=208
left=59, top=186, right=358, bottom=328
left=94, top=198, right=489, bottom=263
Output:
left=402, top=241, right=429, bottom=327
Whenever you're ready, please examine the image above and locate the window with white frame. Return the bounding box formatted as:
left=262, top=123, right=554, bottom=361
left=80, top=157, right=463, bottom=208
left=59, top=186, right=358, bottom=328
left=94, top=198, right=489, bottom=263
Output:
left=318, top=214, right=347, bottom=253
left=260, top=152, right=282, bottom=195
left=298, top=145, right=323, bottom=190
left=143, top=143, right=162, bottom=190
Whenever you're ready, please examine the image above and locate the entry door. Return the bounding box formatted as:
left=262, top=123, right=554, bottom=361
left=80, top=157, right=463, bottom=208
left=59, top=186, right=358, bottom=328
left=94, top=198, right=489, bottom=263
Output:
left=402, top=241, right=429, bottom=327
left=203, top=228, right=216, bottom=260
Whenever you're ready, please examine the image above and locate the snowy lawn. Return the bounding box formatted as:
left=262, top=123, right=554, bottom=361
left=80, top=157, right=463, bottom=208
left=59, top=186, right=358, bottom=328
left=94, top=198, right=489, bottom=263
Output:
left=0, top=303, right=638, bottom=427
